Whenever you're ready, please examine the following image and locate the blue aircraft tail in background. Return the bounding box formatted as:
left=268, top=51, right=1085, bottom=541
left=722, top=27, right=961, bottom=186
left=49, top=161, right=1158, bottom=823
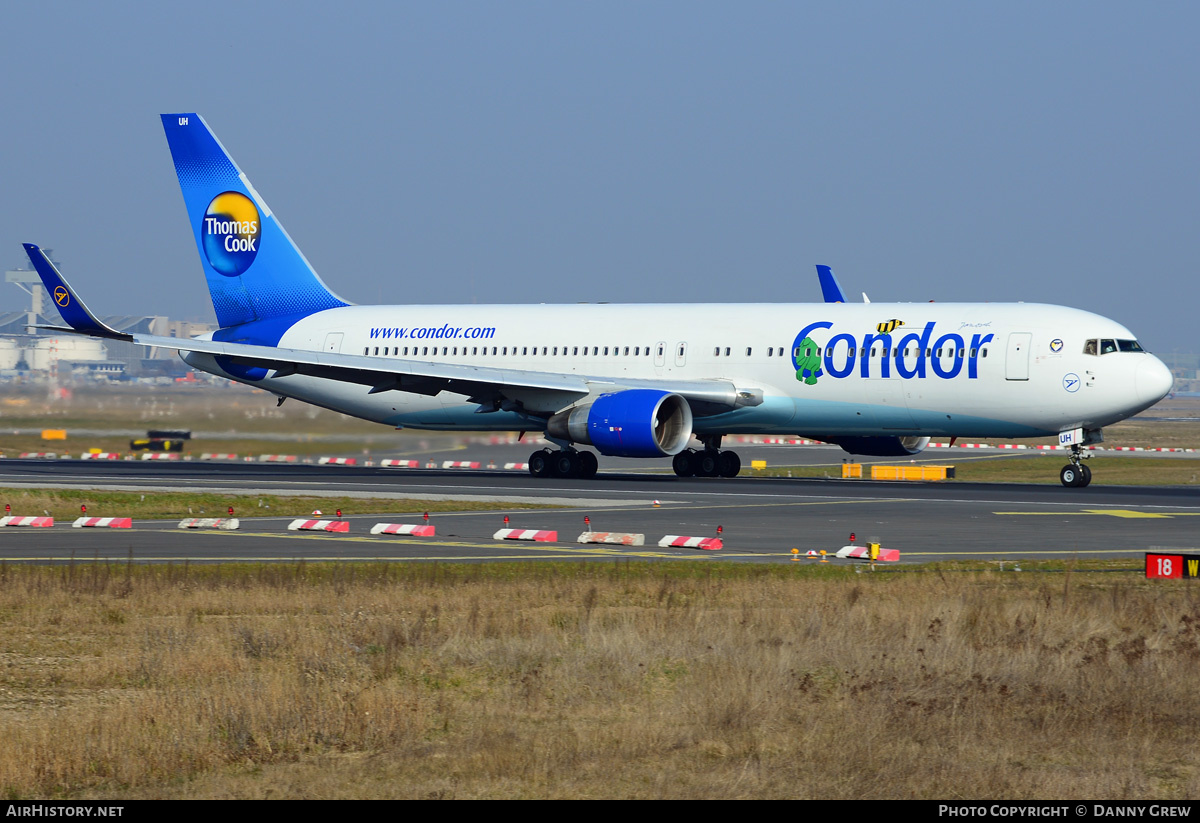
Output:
left=160, top=114, right=348, bottom=329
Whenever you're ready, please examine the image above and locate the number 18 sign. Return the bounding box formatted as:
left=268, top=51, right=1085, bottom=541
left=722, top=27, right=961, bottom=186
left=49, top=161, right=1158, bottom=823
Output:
left=1146, top=553, right=1200, bottom=579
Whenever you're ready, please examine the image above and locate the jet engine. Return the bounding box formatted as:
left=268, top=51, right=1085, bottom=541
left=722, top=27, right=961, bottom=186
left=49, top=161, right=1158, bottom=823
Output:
left=825, top=435, right=931, bottom=457
left=546, top=389, right=693, bottom=457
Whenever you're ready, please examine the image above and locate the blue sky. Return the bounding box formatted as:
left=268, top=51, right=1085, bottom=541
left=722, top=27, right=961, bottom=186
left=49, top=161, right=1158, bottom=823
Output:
left=3, top=2, right=1197, bottom=356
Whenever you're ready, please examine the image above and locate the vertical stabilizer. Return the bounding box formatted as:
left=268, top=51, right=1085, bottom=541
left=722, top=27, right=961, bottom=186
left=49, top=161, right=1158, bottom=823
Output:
left=160, top=114, right=348, bottom=328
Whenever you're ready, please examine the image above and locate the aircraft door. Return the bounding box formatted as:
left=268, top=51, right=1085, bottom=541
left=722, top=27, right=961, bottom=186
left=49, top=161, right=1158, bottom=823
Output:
left=674, top=342, right=688, bottom=368
left=323, top=332, right=344, bottom=353
left=1005, top=333, right=1031, bottom=381
left=655, top=341, right=666, bottom=368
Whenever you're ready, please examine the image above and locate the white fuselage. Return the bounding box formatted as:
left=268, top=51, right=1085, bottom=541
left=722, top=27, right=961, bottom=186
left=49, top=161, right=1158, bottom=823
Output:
left=183, top=300, right=1173, bottom=442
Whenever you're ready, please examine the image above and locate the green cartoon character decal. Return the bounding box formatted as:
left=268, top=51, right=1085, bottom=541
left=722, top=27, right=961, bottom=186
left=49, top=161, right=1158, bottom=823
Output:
left=794, top=336, right=822, bottom=385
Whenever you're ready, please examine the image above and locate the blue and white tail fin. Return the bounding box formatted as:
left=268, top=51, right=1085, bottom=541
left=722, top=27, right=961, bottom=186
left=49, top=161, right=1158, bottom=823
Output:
left=160, top=114, right=348, bottom=329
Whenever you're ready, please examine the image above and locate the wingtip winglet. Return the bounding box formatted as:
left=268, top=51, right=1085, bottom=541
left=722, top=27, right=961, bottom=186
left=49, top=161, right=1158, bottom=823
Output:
left=21, top=243, right=129, bottom=341
left=816, top=264, right=848, bottom=304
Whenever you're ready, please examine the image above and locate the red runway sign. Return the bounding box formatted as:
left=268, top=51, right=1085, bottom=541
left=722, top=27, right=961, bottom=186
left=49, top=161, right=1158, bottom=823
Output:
left=1145, top=553, right=1200, bottom=579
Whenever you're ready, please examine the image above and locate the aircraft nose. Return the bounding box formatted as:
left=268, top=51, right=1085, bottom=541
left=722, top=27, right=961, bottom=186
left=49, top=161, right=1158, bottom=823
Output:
left=1136, top=356, right=1174, bottom=406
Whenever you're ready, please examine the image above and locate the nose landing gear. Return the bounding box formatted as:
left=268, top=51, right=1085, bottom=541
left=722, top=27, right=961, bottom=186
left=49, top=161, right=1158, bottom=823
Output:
left=1060, top=446, right=1092, bottom=487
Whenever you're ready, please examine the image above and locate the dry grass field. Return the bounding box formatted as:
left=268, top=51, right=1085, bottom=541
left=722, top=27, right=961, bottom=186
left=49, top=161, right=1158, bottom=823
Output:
left=2, top=561, right=1197, bottom=799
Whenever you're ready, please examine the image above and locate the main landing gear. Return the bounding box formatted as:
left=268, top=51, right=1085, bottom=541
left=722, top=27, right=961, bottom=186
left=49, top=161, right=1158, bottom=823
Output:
left=672, top=436, right=741, bottom=478
left=1060, top=445, right=1092, bottom=488
left=528, top=448, right=598, bottom=480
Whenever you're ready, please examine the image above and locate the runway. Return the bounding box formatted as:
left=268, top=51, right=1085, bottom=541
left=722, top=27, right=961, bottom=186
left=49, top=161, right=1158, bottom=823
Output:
left=1, top=455, right=1198, bottom=565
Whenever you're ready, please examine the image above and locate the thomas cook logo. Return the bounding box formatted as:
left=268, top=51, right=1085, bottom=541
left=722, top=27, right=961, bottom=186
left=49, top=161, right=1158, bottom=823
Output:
left=53, top=286, right=69, bottom=307
left=202, top=192, right=261, bottom=277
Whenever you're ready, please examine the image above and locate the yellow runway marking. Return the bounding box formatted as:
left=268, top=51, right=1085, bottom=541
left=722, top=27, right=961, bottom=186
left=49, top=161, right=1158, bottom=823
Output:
left=902, top=548, right=1150, bottom=557
left=995, top=509, right=1200, bottom=519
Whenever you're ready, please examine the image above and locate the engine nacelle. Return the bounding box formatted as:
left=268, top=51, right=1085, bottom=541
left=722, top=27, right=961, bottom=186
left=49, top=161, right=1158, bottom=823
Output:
left=546, top=390, right=693, bottom=457
left=826, top=436, right=931, bottom=457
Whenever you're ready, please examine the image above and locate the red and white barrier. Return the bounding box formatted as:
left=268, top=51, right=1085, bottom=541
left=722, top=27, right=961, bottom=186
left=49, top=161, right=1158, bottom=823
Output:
left=493, top=528, right=558, bottom=542
left=200, top=453, right=239, bottom=460
left=380, top=459, right=420, bottom=468
left=140, top=453, right=179, bottom=460
left=503, top=462, right=530, bottom=471
left=836, top=545, right=901, bottom=562
left=79, top=453, right=120, bottom=460
left=577, top=531, right=645, bottom=546
left=72, top=517, right=132, bottom=529
left=258, top=455, right=299, bottom=463
left=658, top=535, right=723, bottom=551
left=19, top=452, right=57, bottom=459
left=370, top=523, right=436, bottom=536
left=287, top=519, right=349, bottom=533
left=443, top=461, right=482, bottom=469
left=318, top=457, right=358, bottom=466
left=0, top=516, right=54, bottom=527
left=177, top=517, right=240, bottom=530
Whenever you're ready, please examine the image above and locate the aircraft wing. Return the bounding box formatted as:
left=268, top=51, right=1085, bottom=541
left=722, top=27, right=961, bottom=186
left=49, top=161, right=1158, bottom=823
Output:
left=23, top=244, right=761, bottom=417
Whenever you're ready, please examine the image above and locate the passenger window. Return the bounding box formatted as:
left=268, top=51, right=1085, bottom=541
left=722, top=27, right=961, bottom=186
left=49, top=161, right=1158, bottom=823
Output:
left=623, top=347, right=630, bottom=356
left=363, top=347, right=369, bottom=355
left=767, top=347, right=773, bottom=357
left=982, top=349, right=988, bottom=358
left=724, top=347, right=730, bottom=357
left=714, top=347, right=720, bottom=356
left=604, top=347, right=609, bottom=356
left=746, top=347, right=752, bottom=356
left=634, top=347, right=640, bottom=356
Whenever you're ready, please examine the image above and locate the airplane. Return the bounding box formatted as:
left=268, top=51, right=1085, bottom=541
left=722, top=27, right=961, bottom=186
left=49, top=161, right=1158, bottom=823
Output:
left=23, top=113, right=1174, bottom=488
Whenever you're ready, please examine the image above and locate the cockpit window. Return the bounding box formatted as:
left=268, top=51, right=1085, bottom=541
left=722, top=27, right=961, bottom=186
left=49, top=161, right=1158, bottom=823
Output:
left=1087, top=338, right=1145, bottom=355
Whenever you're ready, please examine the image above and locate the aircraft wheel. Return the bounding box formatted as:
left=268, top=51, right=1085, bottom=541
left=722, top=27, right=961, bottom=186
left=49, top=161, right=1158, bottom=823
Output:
left=717, top=450, right=741, bottom=478
left=577, top=451, right=599, bottom=479
left=1060, top=465, right=1083, bottom=487
left=672, top=449, right=696, bottom=477
left=1079, top=464, right=1092, bottom=487
left=529, top=449, right=552, bottom=478
left=551, top=450, right=579, bottom=478
left=696, top=451, right=719, bottom=477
